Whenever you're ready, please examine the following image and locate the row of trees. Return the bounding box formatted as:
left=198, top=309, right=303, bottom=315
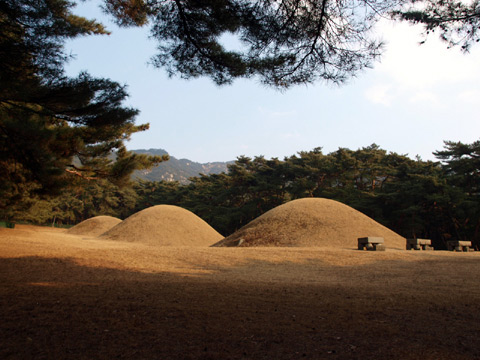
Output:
left=1, top=0, right=479, bottom=228
left=12, top=141, right=480, bottom=250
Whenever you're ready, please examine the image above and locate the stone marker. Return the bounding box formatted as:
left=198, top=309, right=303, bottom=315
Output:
left=358, top=237, right=385, bottom=251
left=447, top=240, right=474, bottom=252
left=406, top=238, right=433, bottom=250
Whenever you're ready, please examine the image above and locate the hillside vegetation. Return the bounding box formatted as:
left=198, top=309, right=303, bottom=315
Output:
left=5, top=141, right=480, bottom=251
left=132, top=149, right=229, bottom=184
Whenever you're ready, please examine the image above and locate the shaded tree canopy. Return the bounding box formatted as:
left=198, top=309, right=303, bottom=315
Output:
left=434, top=140, right=480, bottom=196
left=104, top=0, right=480, bottom=88
left=106, top=0, right=388, bottom=87
left=0, top=0, right=167, bottom=215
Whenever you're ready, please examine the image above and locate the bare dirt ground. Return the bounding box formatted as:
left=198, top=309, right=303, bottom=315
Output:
left=1, top=225, right=479, bottom=359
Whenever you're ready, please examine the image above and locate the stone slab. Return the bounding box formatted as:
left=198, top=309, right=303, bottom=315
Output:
left=407, top=238, right=432, bottom=246
left=447, top=240, right=472, bottom=247
left=358, top=237, right=384, bottom=244
left=447, top=240, right=473, bottom=251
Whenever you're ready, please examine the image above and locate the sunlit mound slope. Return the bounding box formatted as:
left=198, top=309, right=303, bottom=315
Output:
left=101, top=205, right=223, bottom=246
left=67, top=216, right=122, bottom=237
left=212, top=198, right=405, bottom=249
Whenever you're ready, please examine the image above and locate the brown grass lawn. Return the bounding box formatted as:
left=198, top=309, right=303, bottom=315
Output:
left=1, top=225, right=479, bottom=359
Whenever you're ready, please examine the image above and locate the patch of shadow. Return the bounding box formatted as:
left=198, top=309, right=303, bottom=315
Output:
left=0, top=256, right=479, bottom=360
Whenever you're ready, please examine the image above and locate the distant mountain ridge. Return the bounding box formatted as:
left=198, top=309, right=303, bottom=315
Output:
left=132, top=149, right=231, bottom=184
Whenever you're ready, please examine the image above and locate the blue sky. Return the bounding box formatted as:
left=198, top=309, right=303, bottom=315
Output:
left=65, top=2, right=480, bottom=163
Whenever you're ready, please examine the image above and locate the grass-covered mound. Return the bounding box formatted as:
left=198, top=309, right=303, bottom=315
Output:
left=212, top=198, right=405, bottom=249
left=67, top=216, right=122, bottom=237
left=101, top=205, right=222, bottom=246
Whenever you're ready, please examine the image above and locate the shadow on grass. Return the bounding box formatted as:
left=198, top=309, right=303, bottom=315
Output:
left=1, top=256, right=479, bottom=360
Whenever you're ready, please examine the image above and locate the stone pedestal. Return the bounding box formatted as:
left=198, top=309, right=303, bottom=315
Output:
left=358, top=237, right=385, bottom=251
left=447, top=240, right=474, bottom=252
left=406, top=238, right=433, bottom=250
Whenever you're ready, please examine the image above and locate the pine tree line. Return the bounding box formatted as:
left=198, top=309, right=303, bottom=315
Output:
left=12, top=141, right=480, bottom=250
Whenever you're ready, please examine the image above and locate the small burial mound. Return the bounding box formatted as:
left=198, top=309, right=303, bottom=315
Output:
left=67, top=216, right=122, bottom=237
left=101, top=205, right=223, bottom=246
left=212, top=198, right=405, bottom=249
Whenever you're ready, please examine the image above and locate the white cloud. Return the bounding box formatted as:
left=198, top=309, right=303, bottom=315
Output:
left=364, top=84, right=393, bottom=106
left=458, top=90, right=480, bottom=104
left=409, top=91, right=440, bottom=105
left=374, top=20, right=480, bottom=90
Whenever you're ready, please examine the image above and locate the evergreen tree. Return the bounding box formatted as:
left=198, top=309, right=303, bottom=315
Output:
left=377, top=158, right=452, bottom=247
left=392, top=0, right=480, bottom=51
left=0, top=0, right=167, bottom=219
left=284, top=148, right=336, bottom=198
left=133, top=180, right=183, bottom=211
left=434, top=140, right=480, bottom=249
left=104, top=0, right=480, bottom=88
left=106, top=0, right=386, bottom=88
left=15, top=178, right=139, bottom=225
left=434, top=140, right=480, bottom=196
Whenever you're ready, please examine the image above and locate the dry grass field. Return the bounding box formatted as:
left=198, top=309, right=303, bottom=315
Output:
left=1, top=225, right=480, bottom=359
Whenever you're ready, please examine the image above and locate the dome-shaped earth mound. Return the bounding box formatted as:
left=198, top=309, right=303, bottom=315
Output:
left=212, top=198, right=405, bottom=249
left=101, top=205, right=223, bottom=246
left=67, top=216, right=122, bottom=237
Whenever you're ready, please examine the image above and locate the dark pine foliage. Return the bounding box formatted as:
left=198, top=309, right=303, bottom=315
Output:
left=0, top=0, right=167, bottom=219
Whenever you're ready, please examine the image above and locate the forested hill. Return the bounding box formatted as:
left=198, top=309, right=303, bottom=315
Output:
left=132, top=149, right=230, bottom=184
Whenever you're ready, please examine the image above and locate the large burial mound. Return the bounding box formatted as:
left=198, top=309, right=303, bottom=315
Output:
left=213, top=198, right=405, bottom=249
left=101, top=205, right=223, bottom=246
left=67, top=216, right=122, bottom=237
